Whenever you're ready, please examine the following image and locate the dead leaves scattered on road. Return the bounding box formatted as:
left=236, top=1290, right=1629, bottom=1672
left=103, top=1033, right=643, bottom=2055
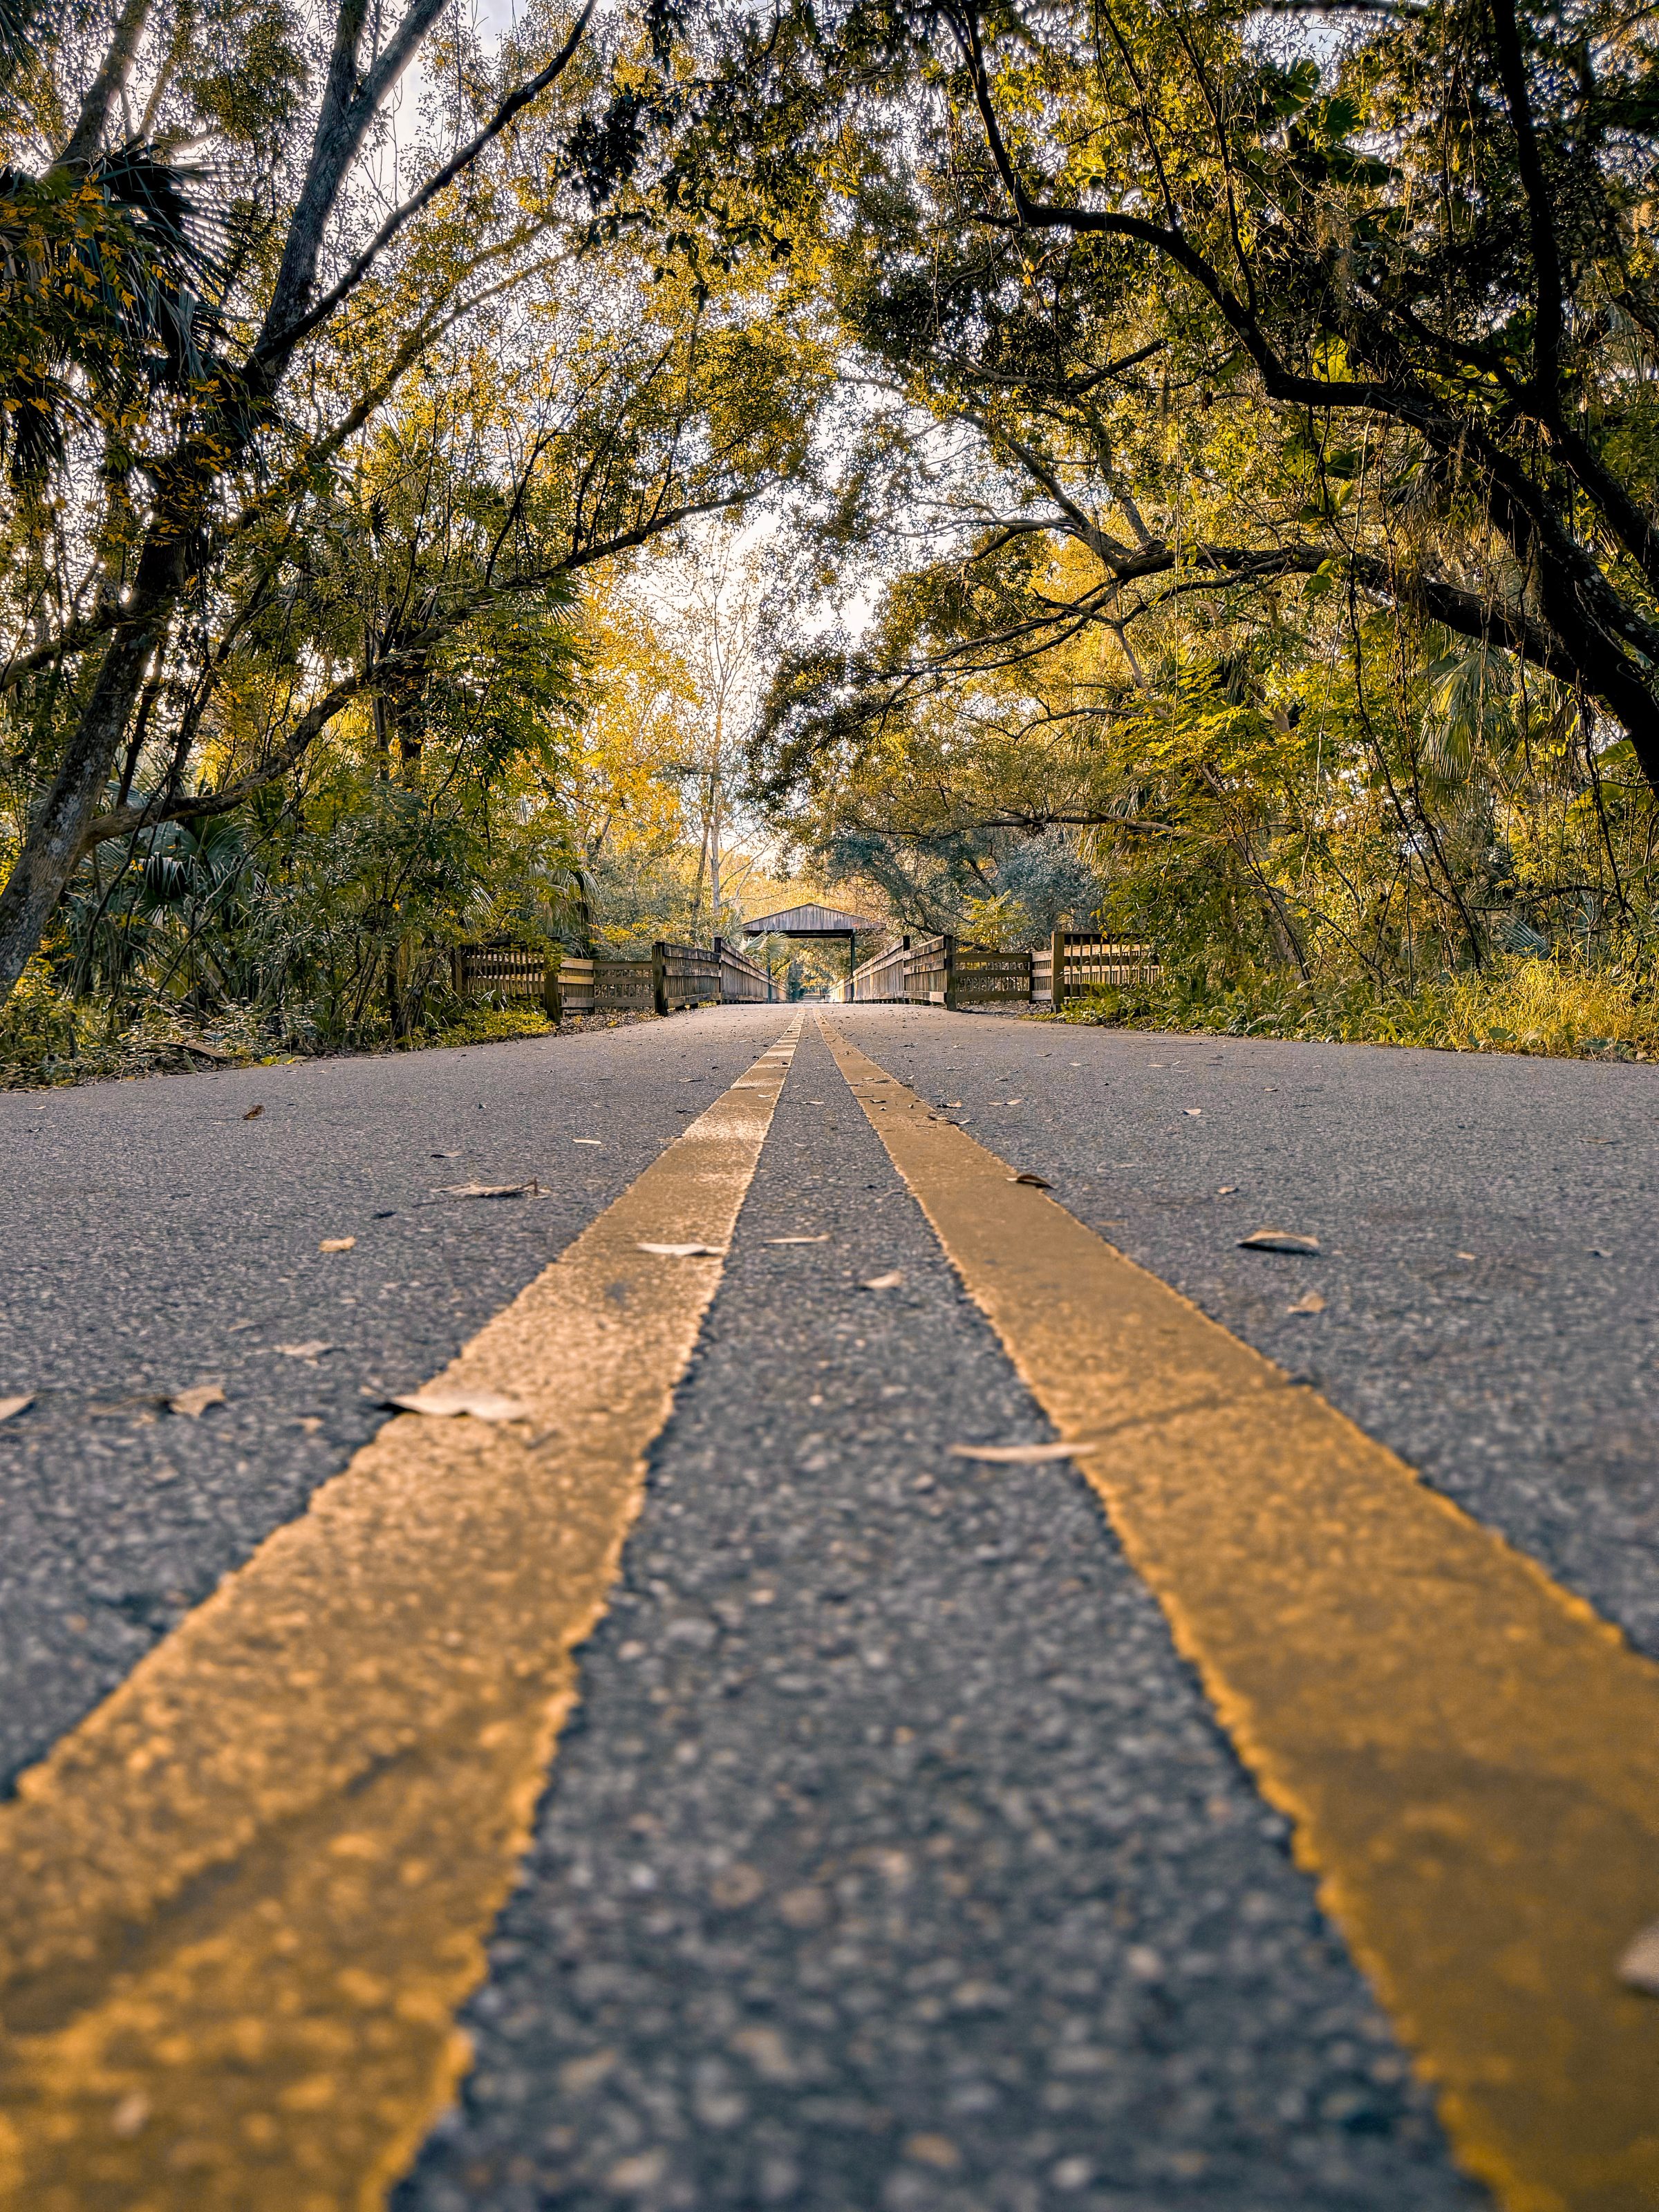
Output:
left=861, top=1271, right=904, bottom=1291
left=1007, top=1172, right=1052, bottom=1190
left=277, top=1341, right=332, bottom=1360
left=0, top=1394, right=33, bottom=1423
left=1239, top=1228, right=1321, bottom=1255
left=243, top=1103, right=263, bottom=1121
left=1286, top=1292, right=1327, bottom=1315
left=319, top=1237, right=355, bottom=1253
left=638, top=1241, right=725, bottom=1258
left=766, top=1235, right=830, bottom=1245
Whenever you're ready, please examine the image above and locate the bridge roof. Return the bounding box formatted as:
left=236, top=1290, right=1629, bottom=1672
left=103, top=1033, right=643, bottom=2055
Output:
left=740, top=903, right=881, bottom=937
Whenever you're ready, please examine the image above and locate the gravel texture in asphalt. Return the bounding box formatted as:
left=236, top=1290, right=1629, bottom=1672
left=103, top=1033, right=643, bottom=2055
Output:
left=396, top=1018, right=1478, bottom=2212
left=0, top=1008, right=782, bottom=1789
left=838, top=1009, right=1659, bottom=1662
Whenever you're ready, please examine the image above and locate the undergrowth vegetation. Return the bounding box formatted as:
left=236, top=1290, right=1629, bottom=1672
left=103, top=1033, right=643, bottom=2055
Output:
left=1059, top=957, right=1656, bottom=1061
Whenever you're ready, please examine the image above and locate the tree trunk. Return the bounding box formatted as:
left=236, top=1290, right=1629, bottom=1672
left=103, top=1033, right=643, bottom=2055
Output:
left=0, top=624, right=154, bottom=999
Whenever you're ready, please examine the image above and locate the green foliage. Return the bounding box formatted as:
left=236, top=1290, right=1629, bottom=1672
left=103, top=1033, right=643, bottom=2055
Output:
left=1061, top=957, right=1658, bottom=1062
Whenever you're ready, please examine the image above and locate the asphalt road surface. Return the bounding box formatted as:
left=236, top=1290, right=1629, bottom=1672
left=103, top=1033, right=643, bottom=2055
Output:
left=1, top=1002, right=1654, bottom=2212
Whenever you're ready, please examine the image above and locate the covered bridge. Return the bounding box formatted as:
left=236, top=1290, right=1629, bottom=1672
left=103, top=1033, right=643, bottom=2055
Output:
left=740, top=902, right=884, bottom=984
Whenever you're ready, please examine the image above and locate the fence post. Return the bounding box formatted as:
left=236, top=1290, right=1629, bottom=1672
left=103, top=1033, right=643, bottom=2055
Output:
left=1051, top=925, right=1067, bottom=1009
left=542, top=949, right=562, bottom=1025
left=651, top=942, right=668, bottom=1017
left=943, top=935, right=959, bottom=1011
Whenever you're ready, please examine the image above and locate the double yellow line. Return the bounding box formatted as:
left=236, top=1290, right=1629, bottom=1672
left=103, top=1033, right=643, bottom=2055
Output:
left=823, top=1024, right=1659, bottom=2212
left=1, top=1011, right=1656, bottom=2212
left=0, top=1022, right=800, bottom=2211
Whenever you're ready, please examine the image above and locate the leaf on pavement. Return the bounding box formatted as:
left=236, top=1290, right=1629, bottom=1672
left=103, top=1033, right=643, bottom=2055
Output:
left=243, top=1103, right=263, bottom=1121
left=1217, top=1185, right=1239, bottom=1195
left=277, top=1341, right=332, bottom=1360
left=767, top=1235, right=830, bottom=1244
left=436, top=1179, right=543, bottom=1199
left=1617, top=1920, right=1659, bottom=1995
left=1286, top=1292, right=1327, bottom=1314
left=1008, top=1172, right=1052, bottom=1189
left=169, top=1384, right=226, bottom=1419
left=0, top=1394, right=32, bottom=1423
left=1183, top=1109, right=1202, bottom=1117
left=431, top=1150, right=462, bottom=1159
left=861, top=1271, right=904, bottom=1290
left=388, top=1389, right=530, bottom=1423
left=319, top=1237, right=355, bottom=1252
left=638, top=1241, right=725, bottom=1257
left=1239, top=1229, right=1321, bottom=1255
left=572, top=1137, right=602, bottom=1145
left=950, top=1441, right=1100, bottom=1463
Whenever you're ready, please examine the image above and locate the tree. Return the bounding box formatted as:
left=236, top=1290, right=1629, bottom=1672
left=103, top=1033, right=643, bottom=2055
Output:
left=0, top=0, right=830, bottom=1004
left=728, top=0, right=1659, bottom=806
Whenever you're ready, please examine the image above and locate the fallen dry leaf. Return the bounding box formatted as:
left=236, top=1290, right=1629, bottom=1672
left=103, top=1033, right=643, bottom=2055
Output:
left=277, top=1340, right=332, bottom=1360
left=950, top=1441, right=1100, bottom=1463
left=1183, top=1108, right=1202, bottom=1117
left=169, top=1384, right=226, bottom=1419
left=638, top=1241, right=725, bottom=1258
left=1008, top=1172, right=1052, bottom=1189
left=1239, top=1228, right=1321, bottom=1255
left=111, top=2093, right=151, bottom=2140
left=1619, top=1929, right=1659, bottom=1999
left=572, top=1137, right=602, bottom=1145
left=861, top=1271, right=904, bottom=1291
left=767, top=1235, right=830, bottom=1245
left=1217, top=1185, right=1239, bottom=1195
left=1618, top=1920, right=1659, bottom=1995
left=1286, top=1291, right=1327, bottom=1315
left=0, top=1394, right=32, bottom=1423
left=243, top=1103, right=263, bottom=1121
left=431, top=1150, right=462, bottom=1159
left=388, top=1389, right=530, bottom=1423
left=319, top=1237, right=355, bottom=1253
left=436, top=1179, right=543, bottom=1200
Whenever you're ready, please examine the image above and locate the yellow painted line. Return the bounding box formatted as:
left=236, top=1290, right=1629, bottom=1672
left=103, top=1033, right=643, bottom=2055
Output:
left=823, top=1016, right=1659, bottom=2212
left=0, top=1014, right=803, bottom=2212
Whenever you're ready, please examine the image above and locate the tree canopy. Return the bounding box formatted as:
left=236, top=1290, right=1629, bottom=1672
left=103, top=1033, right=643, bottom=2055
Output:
left=6, top=0, right=1659, bottom=1044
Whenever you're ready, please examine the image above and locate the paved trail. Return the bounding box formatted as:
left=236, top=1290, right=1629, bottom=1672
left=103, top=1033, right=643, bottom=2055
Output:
left=0, top=1005, right=1654, bottom=2212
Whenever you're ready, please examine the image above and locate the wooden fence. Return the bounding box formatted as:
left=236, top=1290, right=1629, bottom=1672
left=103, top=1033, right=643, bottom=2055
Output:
left=1042, top=930, right=1159, bottom=1002
left=843, top=926, right=1160, bottom=1011
left=456, top=937, right=778, bottom=1020
left=451, top=942, right=561, bottom=1019
left=717, top=937, right=774, bottom=1003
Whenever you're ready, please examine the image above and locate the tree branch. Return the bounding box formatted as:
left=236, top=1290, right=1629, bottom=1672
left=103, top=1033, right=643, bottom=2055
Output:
left=261, top=2, right=595, bottom=365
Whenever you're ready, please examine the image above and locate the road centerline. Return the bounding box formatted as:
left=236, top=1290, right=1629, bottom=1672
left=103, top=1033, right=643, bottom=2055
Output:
left=823, top=1013, right=1659, bottom=2212
left=0, top=1014, right=803, bottom=2212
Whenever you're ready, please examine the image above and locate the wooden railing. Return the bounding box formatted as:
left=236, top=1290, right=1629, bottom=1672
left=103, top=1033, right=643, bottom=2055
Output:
left=844, top=926, right=1161, bottom=1011
left=452, top=942, right=561, bottom=1018
left=456, top=937, right=777, bottom=1020
left=716, top=938, right=774, bottom=1003
left=846, top=941, right=910, bottom=1002
left=1035, top=930, right=1159, bottom=1006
